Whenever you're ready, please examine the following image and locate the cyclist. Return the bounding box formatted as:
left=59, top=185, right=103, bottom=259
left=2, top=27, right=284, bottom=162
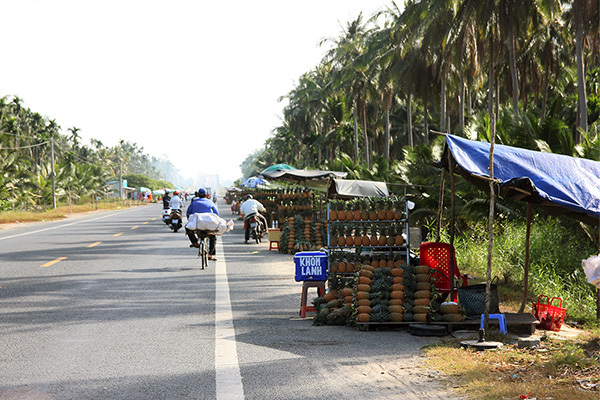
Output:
left=185, top=188, right=219, bottom=260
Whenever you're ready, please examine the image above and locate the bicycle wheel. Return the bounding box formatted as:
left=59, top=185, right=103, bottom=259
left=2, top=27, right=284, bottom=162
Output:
left=198, top=238, right=208, bottom=269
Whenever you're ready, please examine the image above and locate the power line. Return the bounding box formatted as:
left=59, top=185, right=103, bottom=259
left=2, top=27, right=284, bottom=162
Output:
left=0, top=132, right=48, bottom=139
left=0, top=141, right=50, bottom=150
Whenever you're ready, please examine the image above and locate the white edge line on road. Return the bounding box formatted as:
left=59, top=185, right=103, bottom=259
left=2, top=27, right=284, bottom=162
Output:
left=214, top=239, right=244, bottom=400
left=0, top=207, right=144, bottom=241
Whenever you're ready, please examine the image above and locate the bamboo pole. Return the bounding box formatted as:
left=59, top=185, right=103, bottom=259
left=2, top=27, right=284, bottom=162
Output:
left=485, top=113, right=497, bottom=333
left=449, top=154, right=456, bottom=303
left=519, top=203, right=532, bottom=313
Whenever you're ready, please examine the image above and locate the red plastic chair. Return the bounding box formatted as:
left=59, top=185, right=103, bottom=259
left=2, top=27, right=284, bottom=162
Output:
left=419, top=242, right=468, bottom=301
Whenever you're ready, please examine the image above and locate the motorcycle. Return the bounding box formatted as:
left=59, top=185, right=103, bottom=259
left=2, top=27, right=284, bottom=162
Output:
left=245, top=213, right=266, bottom=243
left=161, top=208, right=171, bottom=226
left=170, top=209, right=183, bottom=232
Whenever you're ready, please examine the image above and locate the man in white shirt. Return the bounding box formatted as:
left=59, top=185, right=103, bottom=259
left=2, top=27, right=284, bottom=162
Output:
left=239, top=194, right=269, bottom=243
left=169, top=191, right=184, bottom=210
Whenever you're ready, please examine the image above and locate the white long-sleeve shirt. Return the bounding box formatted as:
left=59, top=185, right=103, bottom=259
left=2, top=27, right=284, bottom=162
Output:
left=240, top=199, right=265, bottom=217
left=169, top=195, right=184, bottom=210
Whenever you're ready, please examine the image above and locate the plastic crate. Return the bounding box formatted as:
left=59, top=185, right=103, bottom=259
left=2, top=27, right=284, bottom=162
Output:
left=294, top=251, right=327, bottom=282
left=532, top=295, right=566, bottom=332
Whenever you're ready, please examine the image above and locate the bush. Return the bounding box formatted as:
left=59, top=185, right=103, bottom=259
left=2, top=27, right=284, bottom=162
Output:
left=449, top=216, right=598, bottom=323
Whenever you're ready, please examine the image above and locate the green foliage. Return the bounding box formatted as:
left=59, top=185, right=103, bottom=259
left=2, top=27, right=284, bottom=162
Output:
left=453, top=217, right=598, bottom=323
left=124, top=174, right=173, bottom=191
left=0, top=95, right=180, bottom=209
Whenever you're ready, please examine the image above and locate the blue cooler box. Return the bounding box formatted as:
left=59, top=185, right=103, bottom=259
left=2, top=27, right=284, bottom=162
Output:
left=294, top=251, right=328, bottom=282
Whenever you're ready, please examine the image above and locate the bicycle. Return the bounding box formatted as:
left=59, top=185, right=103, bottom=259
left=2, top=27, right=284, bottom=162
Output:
left=195, top=230, right=216, bottom=270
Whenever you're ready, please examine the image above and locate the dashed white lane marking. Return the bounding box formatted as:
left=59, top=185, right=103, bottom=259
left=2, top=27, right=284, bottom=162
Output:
left=214, top=239, right=244, bottom=400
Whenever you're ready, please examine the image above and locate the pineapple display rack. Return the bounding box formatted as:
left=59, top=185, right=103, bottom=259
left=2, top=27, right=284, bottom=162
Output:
left=326, top=196, right=411, bottom=267
left=238, top=188, right=322, bottom=226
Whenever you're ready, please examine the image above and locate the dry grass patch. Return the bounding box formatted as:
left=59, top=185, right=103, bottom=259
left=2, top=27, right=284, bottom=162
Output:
left=423, top=333, right=600, bottom=399
left=0, top=203, right=130, bottom=225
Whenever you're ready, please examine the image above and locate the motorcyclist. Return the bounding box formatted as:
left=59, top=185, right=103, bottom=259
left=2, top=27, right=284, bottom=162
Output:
left=185, top=188, right=219, bottom=260
left=169, top=191, right=184, bottom=211
left=162, top=190, right=171, bottom=209
left=240, top=194, right=268, bottom=244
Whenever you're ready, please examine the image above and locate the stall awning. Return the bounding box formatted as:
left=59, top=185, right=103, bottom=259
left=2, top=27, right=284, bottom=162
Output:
left=442, top=134, right=600, bottom=225
left=260, top=169, right=347, bottom=182
left=327, top=179, right=389, bottom=199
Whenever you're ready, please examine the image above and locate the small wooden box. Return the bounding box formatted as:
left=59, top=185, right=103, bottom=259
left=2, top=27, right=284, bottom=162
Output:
left=268, top=228, right=281, bottom=242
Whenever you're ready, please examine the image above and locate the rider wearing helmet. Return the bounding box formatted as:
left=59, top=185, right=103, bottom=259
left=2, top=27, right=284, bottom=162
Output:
left=240, top=194, right=269, bottom=244
left=162, top=189, right=171, bottom=209
left=168, top=190, right=184, bottom=210
left=185, top=188, right=219, bottom=260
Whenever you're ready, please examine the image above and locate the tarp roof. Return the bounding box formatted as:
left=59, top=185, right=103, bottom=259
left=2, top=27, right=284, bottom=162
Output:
left=327, top=179, right=389, bottom=199
left=441, top=134, right=600, bottom=225
left=260, top=169, right=347, bottom=183
left=260, top=163, right=296, bottom=174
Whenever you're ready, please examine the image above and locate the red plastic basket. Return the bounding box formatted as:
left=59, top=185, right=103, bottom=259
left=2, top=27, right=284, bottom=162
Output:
left=532, top=295, right=566, bottom=332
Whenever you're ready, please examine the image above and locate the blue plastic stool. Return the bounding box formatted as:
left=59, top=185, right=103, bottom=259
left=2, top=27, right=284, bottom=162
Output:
left=480, top=313, right=507, bottom=334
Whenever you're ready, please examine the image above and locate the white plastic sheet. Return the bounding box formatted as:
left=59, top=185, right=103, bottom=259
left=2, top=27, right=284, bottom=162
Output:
left=185, top=212, right=234, bottom=235
left=582, top=254, right=600, bottom=289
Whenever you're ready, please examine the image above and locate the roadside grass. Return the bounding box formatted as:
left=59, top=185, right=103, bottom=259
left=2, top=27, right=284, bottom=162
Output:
left=0, top=202, right=133, bottom=225
left=451, top=217, right=599, bottom=325
left=424, top=333, right=600, bottom=399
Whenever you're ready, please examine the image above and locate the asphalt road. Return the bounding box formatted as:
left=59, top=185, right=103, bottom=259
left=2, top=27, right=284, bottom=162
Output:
left=0, top=203, right=459, bottom=400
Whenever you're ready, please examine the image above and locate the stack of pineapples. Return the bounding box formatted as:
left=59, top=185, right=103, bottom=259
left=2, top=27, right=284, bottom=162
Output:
left=312, top=275, right=355, bottom=326
left=328, top=197, right=404, bottom=222
left=279, top=216, right=326, bottom=253
left=354, top=256, right=407, bottom=323
left=329, top=223, right=405, bottom=248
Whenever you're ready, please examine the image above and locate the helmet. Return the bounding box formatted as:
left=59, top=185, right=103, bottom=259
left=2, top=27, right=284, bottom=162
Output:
left=173, top=190, right=179, bottom=195
left=197, top=188, right=207, bottom=197
left=246, top=194, right=253, bottom=200
left=165, top=189, right=170, bottom=194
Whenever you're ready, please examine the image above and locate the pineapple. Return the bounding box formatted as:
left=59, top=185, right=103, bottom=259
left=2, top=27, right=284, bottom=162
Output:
left=345, top=201, right=353, bottom=221
left=360, top=198, right=369, bottom=221
left=369, top=224, right=379, bottom=246
left=337, top=225, right=347, bottom=248
left=385, top=197, right=394, bottom=220
left=353, top=225, right=363, bottom=246
left=377, top=225, right=387, bottom=247
left=376, top=198, right=387, bottom=220
left=329, top=252, right=339, bottom=273
left=352, top=199, right=362, bottom=221
left=329, top=224, right=338, bottom=248
left=368, top=198, right=378, bottom=221
left=361, top=226, right=371, bottom=246
left=387, top=225, right=396, bottom=247
left=337, top=254, right=347, bottom=273
left=395, top=224, right=405, bottom=246
left=345, top=225, right=354, bottom=247
left=337, top=201, right=346, bottom=221
left=378, top=254, right=387, bottom=269
left=386, top=253, right=395, bottom=269
left=393, top=196, right=404, bottom=220
left=370, top=254, right=379, bottom=269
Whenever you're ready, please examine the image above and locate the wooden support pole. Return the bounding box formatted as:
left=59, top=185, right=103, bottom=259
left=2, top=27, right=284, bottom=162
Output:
left=485, top=112, right=497, bottom=333
left=449, top=154, right=456, bottom=303
left=437, top=168, right=445, bottom=242
left=519, top=203, right=532, bottom=313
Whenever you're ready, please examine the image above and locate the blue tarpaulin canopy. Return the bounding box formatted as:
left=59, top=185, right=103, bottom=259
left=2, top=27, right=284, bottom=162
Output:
left=442, top=134, right=600, bottom=225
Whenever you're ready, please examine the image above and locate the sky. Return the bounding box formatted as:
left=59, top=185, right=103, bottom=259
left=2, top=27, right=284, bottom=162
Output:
left=0, top=0, right=394, bottom=185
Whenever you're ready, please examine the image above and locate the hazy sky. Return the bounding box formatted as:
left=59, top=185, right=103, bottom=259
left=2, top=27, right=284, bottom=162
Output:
left=1, top=0, right=394, bottom=183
